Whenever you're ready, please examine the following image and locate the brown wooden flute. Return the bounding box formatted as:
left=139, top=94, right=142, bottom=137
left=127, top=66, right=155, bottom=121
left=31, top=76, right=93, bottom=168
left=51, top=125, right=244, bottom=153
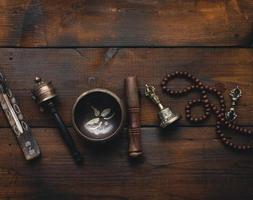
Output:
left=125, top=76, right=142, bottom=158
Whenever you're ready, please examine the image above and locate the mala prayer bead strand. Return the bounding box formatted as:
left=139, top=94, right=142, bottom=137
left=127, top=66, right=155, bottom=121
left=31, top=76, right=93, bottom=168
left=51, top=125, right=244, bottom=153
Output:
left=161, top=71, right=253, bottom=151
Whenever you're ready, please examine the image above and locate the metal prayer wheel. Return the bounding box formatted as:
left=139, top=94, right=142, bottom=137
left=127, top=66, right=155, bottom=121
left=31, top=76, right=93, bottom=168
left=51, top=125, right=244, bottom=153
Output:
left=145, top=84, right=180, bottom=128
left=31, top=77, right=83, bottom=165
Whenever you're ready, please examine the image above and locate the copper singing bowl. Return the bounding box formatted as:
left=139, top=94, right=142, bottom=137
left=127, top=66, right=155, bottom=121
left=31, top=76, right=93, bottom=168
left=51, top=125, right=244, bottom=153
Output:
left=72, top=89, right=125, bottom=142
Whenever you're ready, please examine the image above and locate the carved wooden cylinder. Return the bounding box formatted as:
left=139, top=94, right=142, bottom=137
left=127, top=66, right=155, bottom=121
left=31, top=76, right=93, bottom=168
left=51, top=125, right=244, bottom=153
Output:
left=125, top=76, right=142, bottom=158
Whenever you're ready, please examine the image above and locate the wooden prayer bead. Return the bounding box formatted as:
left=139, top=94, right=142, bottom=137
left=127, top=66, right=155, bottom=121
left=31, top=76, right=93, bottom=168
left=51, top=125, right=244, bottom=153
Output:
left=161, top=71, right=253, bottom=151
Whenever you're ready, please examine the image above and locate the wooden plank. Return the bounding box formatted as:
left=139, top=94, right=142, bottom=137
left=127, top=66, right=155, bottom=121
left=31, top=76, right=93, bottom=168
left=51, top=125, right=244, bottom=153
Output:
left=0, top=48, right=252, bottom=127
left=0, top=127, right=253, bottom=200
left=0, top=0, right=253, bottom=47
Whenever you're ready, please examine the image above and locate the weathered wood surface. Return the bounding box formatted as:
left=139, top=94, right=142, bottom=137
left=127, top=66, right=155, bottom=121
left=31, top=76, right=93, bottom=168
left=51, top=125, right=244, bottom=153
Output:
left=0, top=48, right=252, bottom=200
left=0, top=48, right=252, bottom=127
left=0, top=1, right=253, bottom=198
left=0, top=0, right=253, bottom=47
left=0, top=127, right=253, bottom=200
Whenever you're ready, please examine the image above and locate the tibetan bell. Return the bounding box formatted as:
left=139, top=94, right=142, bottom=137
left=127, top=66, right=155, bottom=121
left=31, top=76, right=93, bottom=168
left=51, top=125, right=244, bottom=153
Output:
left=145, top=84, right=180, bottom=128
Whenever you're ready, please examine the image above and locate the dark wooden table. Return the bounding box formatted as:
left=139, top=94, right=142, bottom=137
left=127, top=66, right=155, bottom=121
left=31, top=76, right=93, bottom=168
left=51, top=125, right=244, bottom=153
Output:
left=0, top=1, right=253, bottom=200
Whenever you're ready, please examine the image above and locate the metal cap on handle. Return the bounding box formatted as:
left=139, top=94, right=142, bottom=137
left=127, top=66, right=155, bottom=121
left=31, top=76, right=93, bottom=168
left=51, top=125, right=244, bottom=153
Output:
left=31, top=77, right=57, bottom=105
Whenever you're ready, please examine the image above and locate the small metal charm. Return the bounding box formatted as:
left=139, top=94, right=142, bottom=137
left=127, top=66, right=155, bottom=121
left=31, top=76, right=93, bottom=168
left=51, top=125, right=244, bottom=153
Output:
left=225, top=86, right=242, bottom=121
left=145, top=84, right=180, bottom=128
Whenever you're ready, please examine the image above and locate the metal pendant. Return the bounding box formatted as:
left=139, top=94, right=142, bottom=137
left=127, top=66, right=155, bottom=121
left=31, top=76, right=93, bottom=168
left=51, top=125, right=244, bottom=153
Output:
left=225, top=86, right=242, bottom=122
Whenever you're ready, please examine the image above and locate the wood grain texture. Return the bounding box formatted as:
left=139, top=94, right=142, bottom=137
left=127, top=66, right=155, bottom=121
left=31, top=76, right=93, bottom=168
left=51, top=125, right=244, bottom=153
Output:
left=0, top=48, right=252, bottom=127
left=0, top=0, right=253, bottom=47
left=1, top=1, right=253, bottom=199
left=0, top=127, right=253, bottom=200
